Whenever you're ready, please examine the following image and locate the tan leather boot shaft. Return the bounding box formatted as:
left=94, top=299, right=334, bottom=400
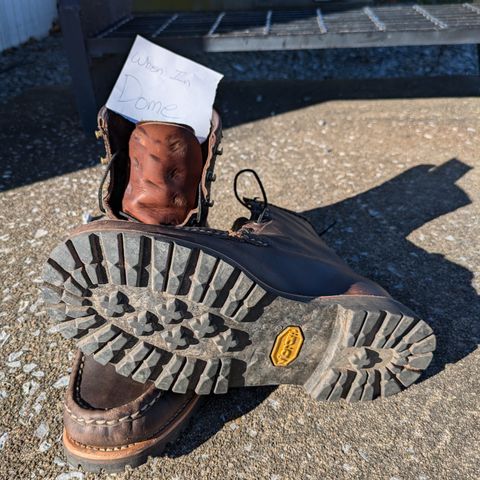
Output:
left=122, top=123, right=203, bottom=225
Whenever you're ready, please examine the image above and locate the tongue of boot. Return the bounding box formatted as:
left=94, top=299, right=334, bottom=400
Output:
left=122, top=122, right=203, bottom=225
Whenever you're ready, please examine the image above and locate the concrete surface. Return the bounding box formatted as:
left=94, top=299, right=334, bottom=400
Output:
left=0, top=69, right=479, bottom=480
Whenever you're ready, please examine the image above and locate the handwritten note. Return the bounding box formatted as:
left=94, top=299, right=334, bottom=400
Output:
left=106, top=35, right=223, bottom=140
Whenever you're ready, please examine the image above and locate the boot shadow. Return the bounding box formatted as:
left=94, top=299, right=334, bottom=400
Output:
left=164, top=386, right=276, bottom=458
left=301, top=158, right=478, bottom=381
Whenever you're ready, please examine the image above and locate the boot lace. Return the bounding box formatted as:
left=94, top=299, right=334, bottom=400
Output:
left=234, top=169, right=270, bottom=223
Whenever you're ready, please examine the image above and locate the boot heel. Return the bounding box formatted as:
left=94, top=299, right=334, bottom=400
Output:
left=304, top=299, right=436, bottom=402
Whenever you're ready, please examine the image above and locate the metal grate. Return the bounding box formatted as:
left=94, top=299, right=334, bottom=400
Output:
left=90, top=3, right=480, bottom=53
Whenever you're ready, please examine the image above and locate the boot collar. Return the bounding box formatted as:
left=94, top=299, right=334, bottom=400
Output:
left=96, top=107, right=222, bottom=227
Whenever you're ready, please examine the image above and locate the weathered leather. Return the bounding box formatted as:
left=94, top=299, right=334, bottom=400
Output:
left=122, top=123, right=203, bottom=225
left=97, top=107, right=221, bottom=226
left=64, top=351, right=199, bottom=448
left=74, top=202, right=389, bottom=299
left=231, top=204, right=390, bottom=298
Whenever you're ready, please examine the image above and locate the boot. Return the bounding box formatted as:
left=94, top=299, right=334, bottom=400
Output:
left=43, top=106, right=222, bottom=472
left=43, top=168, right=435, bottom=405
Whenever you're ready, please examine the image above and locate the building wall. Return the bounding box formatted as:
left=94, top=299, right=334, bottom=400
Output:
left=0, top=0, right=57, bottom=52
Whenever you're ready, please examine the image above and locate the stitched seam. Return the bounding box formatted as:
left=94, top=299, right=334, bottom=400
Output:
left=74, top=356, right=93, bottom=410
left=66, top=355, right=164, bottom=425
left=182, top=226, right=269, bottom=246
left=66, top=396, right=194, bottom=451
left=65, top=390, right=164, bottom=425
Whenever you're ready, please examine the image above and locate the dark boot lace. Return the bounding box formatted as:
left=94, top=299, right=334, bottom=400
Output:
left=233, top=169, right=270, bottom=228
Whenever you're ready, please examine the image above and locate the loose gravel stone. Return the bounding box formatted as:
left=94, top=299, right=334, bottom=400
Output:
left=52, top=376, right=69, bottom=389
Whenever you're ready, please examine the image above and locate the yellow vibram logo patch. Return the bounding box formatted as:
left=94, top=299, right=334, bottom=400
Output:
left=270, top=326, right=304, bottom=367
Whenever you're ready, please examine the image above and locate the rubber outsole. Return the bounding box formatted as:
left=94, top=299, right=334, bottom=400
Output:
left=42, top=230, right=436, bottom=402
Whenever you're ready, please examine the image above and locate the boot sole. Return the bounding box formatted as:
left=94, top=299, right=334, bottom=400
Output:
left=42, top=229, right=435, bottom=402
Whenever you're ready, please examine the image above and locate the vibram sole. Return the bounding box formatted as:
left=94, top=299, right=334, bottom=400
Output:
left=42, top=228, right=435, bottom=402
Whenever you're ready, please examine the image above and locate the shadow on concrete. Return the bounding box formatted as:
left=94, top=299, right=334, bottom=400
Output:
left=165, top=158, right=478, bottom=457
left=1, top=77, right=479, bottom=191
left=217, top=76, right=480, bottom=130
left=301, top=158, right=478, bottom=382
left=165, top=386, right=277, bottom=458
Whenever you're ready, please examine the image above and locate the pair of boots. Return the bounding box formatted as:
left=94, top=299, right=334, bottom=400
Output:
left=42, top=108, right=435, bottom=473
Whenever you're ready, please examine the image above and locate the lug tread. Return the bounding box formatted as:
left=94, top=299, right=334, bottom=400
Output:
left=188, top=251, right=217, bottom=302
left=202, top=261, right=235, bottom=307
left=77, top=324, right=118, bottom=356
left=151, top=239, right=170, bottom=291
left=382, top=315, right=415, bottom=349
left=55, top=315, right=99, bottom=339
left=395, top=321, right=434, bottom=352
left=232, top=284, right=267, bottom=322
left=62, top=277, right=86, bottom=297
left=409, top=334, right=436, bottom=355
left=42, top=230, right=436, bottom=402
left=172, top=357, right=197, bottom=393
left=153, top=355, right=184, bottom=390
left=407, top=352, right=433, bottom=370
left=344, top=370, right=367, bottom=402
left=345, top=310, right=367, bottom=347
left=93, top=333, right=130, bottom=365
left=41, top=285, right=62, bottom=304
left=45, top=303, right=67, bottom=322
left=220, top=273, right=254, bottom=317
left=132, top=349, right=163, bottom=383
left=166, top=244, right=191, bottom=294
left=311, top=370, right=341, bottom=400
left=115, top=342, right=151, bottom=377
left=123, top=234, right=150, bottom=287
left=380, top=369, right=403, bottom=397
left=70, top=234, right=106, bottom=285
left=49, top=243, right=77, bottom=272
left=306, top=309, right=435, bottom=403
left=326, top=370, right=348, bottom=401
left=213, top=358, right=231, bottom=394
left=100, top=232, right=125, bottom=285
left=195, top=359, right=220, bottom=394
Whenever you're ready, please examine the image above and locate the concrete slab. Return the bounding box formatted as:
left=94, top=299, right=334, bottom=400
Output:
left=0, top=81, right=479, bottom=480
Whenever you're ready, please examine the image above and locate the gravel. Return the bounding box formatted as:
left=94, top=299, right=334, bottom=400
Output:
left=0, top=34, right=478, bottom=106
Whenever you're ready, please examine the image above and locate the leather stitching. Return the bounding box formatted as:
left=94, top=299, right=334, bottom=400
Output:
left=181, top=225, right=269, bottom=246
left=66, top=396, right=194, bottom=451
left=65, top=391, right=164, bottom=426
left=74, top=356, right=94, bottom=410
left=65, top=355, right=164, bottom=425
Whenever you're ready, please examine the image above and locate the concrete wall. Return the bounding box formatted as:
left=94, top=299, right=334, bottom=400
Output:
left=0, top=0, right=57, bottom=52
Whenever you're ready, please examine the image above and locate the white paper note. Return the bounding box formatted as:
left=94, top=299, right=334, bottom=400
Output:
left=106, top=35, right=223, bottom=140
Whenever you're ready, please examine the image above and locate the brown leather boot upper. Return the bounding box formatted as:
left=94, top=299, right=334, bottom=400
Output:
left=64, top=352, right=200, bottom=449
left=122, top=123, right=203, bottom=225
